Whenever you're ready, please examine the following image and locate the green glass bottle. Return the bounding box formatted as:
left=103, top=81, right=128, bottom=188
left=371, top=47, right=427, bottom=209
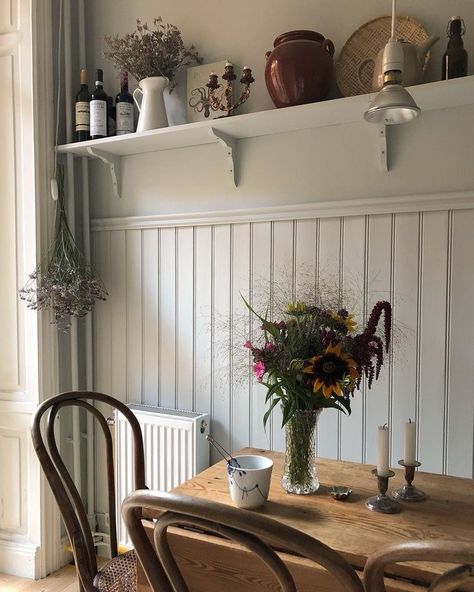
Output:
left=442, top=17, right=468, bottom=80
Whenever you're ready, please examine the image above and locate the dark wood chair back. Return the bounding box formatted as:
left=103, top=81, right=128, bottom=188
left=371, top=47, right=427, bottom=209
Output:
left=32, top=391, right=146, bottom=592
left=122, top=489, right=365, bottom=592
left=364, top=540, right=474, bottom=592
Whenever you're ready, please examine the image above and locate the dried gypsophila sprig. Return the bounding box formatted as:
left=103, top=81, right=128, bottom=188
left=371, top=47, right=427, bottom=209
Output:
left=104, top=17, right=202, bottom=91
left=19, top=166, right=108, bottom=331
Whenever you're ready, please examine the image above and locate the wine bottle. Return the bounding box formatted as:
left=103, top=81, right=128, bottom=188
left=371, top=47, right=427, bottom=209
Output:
left=75, top=68, right=91, bottom=142
left=90, top=69, right=108, bottom=139
left=107, top=97, right=116, bottom=137
left=115, top=70, right=134, bottom=135
left=442, top=17, right=468, bottom=80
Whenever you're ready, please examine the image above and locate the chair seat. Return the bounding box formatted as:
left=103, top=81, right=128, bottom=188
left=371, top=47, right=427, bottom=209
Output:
left=94, top=549, right=138, bottom=592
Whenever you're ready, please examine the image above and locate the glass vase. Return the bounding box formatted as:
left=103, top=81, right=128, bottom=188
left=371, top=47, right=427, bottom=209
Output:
left=281, top=409, right=322, bottom=494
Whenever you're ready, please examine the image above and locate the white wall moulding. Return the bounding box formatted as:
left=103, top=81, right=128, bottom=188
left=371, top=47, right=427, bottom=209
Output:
left=91, top=189, right=474, bottom=232
left=0, top=0, right=15, bottom=33
left=58, top=76, right=474, bottom=195
left=0, top=52, right=20, bottom=393
left=0, top=428, right=26, bottom=532
left=0, top=400, right=37, bottom=414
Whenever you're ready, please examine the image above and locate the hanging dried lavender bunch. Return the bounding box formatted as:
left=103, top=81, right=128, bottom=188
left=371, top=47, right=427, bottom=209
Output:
left=19, top=166, right=108, bottom=331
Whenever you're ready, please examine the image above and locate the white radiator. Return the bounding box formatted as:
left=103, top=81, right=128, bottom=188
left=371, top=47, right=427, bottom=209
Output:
left=115, top=404, right=210, bottom=549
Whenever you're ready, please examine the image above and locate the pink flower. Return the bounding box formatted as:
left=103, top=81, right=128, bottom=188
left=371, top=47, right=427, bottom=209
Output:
left=264, top=342, right=275, bottom=351
left=243, top=340, right=253, bottom=349
left=253, top=360, right=266, bottom=382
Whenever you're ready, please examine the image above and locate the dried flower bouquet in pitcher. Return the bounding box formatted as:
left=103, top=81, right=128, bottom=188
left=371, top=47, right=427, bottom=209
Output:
left=104, top=17, right=202, bottom=90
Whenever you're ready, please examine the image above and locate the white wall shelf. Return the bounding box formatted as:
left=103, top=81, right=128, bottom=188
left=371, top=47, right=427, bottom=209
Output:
left=56, top=76, right=474, bottom=197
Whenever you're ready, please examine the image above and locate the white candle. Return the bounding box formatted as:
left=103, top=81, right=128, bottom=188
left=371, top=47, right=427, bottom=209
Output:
left=377, top=424, right=390, bottom=476
left=404, top=419, right=416, bottom=465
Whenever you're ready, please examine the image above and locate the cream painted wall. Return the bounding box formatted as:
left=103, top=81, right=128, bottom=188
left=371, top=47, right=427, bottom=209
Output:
left=83, top=0, right=474, bottom=219
left=85, top=0, right=474, bottom=115
left=86, top=104, right=474, bottom=219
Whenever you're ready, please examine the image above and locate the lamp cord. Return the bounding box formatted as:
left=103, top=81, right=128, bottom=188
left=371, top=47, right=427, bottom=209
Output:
left=391, top=0, right=397, bottom=40
left=51, top=0, right=63, bottom=200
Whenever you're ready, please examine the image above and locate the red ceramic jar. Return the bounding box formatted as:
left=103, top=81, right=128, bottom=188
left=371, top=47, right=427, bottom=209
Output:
left=265, top=30, right=335, bottom=108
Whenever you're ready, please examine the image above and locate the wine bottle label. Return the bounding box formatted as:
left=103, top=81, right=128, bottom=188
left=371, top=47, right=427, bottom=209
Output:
left=75, top=101, right=90, bottom=131
left=90, top=100, right=107, bottom=137
left=116, top=102, right=134, bottom=134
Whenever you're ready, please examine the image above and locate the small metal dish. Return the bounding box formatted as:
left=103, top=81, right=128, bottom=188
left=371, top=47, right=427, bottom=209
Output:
left=328, top=486, right=352, bottom=500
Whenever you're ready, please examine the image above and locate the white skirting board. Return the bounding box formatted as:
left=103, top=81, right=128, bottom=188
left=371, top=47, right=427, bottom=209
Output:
left=0, top=540, right=39, bottom=579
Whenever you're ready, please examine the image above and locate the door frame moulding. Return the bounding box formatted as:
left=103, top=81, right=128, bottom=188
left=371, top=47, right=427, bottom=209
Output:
left=0, top=0, right=60, bottom=579
left=32, top=0, right=62, bottom=578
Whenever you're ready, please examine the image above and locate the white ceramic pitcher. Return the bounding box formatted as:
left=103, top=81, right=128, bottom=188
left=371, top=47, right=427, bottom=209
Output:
left=133, top=76, right=169, bottom=132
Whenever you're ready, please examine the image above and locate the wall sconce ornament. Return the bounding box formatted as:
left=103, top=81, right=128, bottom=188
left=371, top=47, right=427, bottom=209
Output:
left=188, top=62, right=254, bottom=118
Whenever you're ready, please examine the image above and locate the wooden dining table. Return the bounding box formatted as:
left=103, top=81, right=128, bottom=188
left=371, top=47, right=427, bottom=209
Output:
left=139, top=447, right=474, bottom=592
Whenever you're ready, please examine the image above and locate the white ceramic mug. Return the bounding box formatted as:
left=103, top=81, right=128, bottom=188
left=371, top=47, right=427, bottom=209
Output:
left=227, top=455, right=273, bottom=509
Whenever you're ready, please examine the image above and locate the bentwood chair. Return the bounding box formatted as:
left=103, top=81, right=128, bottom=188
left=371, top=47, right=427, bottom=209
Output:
left=364, top=540, right=474, bottom=592
left=32, top=391, right=147, bottom=592
left=122, top=489, right=365, bottom=592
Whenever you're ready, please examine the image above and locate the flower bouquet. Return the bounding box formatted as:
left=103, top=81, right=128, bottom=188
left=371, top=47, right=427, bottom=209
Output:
left=244, top=298, right=392, bottom=493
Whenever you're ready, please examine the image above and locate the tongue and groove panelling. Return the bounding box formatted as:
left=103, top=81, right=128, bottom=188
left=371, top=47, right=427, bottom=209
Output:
left=92, top=208, right=474, bottom=477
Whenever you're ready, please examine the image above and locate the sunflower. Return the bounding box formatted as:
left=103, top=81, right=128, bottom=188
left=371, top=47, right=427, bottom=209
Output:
left=330, top=309, right=357, bottom=332
left=303, top=342, right=359, bottom=398
left=287, top=301, right=308, bottom=315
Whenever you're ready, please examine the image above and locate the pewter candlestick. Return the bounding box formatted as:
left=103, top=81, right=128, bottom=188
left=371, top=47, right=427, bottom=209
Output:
left=392, top=460, right=426, bottom=501
left=366, top=468, right=401, bottom=513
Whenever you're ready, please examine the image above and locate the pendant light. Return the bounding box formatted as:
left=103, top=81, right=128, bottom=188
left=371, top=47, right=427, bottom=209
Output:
left=364, top=0, right=421, bottom=124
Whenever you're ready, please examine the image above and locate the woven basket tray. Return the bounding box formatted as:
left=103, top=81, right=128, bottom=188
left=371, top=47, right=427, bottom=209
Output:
left=336, top=15, right=431, bottom=97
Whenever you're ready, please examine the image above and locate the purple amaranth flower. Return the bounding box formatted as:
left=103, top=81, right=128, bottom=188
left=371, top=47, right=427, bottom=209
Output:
left=243, top=340, right=253, bottom=349
left=365, top=301, right=392, bottom=352
left=253, top=360, right=266, bottom=382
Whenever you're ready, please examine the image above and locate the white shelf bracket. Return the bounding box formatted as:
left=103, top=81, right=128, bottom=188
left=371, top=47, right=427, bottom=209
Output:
left=378, top=125, right=388, bottom=172
left=209, top=127, right=238, bottom=187
left=86, top=147, right=122, bottom=198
